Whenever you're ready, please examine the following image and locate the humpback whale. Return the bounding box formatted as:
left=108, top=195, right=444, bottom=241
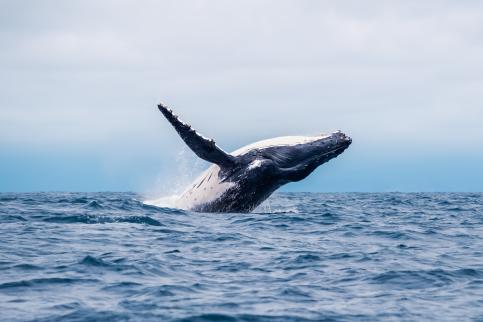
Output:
left=158, top=103, right=351, bottom=213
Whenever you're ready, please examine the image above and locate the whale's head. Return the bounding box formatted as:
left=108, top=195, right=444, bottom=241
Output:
left=283, top=131, right=351, bottom=166
left=308, top=131, right=352, bottom=164
left=251, top=131, right=351, bottom=182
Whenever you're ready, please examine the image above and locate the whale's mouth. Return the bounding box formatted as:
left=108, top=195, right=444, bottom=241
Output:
left=321, top=144, right=350, bottom=158
left=316, top=137, right=352, bottom=161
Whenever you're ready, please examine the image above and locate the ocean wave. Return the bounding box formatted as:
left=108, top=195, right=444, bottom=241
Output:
left=41, top=214, right=163, bottom=226
left=0, top=277, right=99, bottom=290
left=1, top=192, right=483, bottom=321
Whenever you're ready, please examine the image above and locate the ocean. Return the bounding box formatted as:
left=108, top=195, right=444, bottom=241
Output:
left=0, top=192, right=482, bottom=321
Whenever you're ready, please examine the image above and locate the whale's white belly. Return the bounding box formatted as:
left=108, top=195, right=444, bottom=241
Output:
left=176, top=165, right=235, bottom=210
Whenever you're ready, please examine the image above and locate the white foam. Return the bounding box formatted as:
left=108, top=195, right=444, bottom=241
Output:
left=144, top=195, right=180, bottom=208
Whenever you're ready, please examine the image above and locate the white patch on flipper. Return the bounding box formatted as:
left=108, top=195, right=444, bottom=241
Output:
left=248, top=159, right=263, bottom=170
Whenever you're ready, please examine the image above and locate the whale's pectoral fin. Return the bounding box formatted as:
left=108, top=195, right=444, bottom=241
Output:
left=158, top=103, right=237, bottom=168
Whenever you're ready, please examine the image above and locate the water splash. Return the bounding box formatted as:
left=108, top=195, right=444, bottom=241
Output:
left=143, top=194, right=181, bottom=209
left=143, top=146, right=207, bottom=209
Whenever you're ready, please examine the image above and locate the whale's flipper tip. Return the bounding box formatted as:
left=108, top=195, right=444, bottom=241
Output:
left=157, top=102, right=173, bottom=115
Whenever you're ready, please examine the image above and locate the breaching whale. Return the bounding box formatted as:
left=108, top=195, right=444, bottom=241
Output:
left=158, top=103, right=351, bottom=213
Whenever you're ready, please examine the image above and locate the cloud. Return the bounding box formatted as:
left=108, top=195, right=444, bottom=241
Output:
left=0, top=1, right=482, bottom=191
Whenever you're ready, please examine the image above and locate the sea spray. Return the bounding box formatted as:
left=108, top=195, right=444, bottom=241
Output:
left=143, top=146, right=208, bottom=208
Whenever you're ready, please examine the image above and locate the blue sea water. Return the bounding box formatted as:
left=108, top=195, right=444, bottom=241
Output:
left=1, top=192, right=483, bottom=322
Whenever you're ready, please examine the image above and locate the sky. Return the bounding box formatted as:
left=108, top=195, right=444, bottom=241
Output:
left=1, top=0, right=482, bottom=193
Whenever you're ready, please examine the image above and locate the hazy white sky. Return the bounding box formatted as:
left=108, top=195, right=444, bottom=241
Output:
left=1, top=1, right=482, bottom=192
